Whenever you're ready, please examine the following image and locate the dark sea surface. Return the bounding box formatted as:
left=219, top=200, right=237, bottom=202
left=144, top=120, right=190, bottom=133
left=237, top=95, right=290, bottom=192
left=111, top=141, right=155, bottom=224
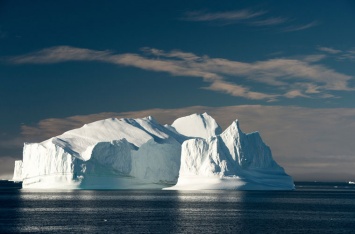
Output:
left=1, top=182, right=355, bottom=233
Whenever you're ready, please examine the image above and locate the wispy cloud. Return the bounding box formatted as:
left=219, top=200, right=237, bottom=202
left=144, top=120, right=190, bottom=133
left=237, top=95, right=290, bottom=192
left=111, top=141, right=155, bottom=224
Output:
left=317, top=46, right=355, bottom=62
left=249, top=17, right=287, bottom=26
left=302, top=54, right=327, bottom=63
left=284, top=90, right=310, bottom=98
left=7, top=46, right=354, bottom=100
left=339, top=51, right=355, bottom=61
left=204, top=80, right=278, bottom=101
left=282, top=21, right=318, bottom=32
left=318, top=47, right=342, bottom=54
left=10, top=46, right=111, bottom=64
left=181, top=8, right=318, bottom=32
left=181, top=9, right=265, bottom=22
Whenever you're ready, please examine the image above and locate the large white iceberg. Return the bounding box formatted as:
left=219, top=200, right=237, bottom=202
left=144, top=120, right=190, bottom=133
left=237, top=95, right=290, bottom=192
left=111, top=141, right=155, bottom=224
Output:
left=169, top=120, right=294, bottom=190
left=13, top=113, right=294, bottom=190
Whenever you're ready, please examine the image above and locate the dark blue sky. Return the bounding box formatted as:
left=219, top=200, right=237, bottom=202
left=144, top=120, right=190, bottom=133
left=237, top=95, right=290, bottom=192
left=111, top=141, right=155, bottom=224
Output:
left=1, top=0, right=355, bottom=180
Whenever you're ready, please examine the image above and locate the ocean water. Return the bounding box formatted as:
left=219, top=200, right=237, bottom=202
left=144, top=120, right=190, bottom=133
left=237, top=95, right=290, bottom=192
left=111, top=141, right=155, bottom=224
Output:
left=1, top=182, right=355, bottom=233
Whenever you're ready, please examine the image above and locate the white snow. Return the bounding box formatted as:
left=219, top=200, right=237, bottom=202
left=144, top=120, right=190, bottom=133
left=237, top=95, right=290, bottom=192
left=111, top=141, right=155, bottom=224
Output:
left=15, top=116, right=182, bottom=189
left=167, top=120, right=294, bottom=190
left=171, top=113, right=222, bottom=139
left=13, top=113, right=294, bottom=190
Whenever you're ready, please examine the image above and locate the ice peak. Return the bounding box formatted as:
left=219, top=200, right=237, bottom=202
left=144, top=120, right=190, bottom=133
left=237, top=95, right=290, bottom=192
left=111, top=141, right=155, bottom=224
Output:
left=171, top=113, right=222, bottom=139
left=192, top=112, right=212, bottom=120
left=232, top=119, right=240, bottom=129
left=222, top=119, right=242, bottom=135
left=201, top=112, right=213, bottom=118
left=146, top=116, right=157, bottom=123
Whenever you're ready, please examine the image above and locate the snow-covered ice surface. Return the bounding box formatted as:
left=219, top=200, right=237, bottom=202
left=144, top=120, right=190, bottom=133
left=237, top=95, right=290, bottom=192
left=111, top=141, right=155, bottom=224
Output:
left=168, top=120, right=294, bottom=190
left=13, top=113, right=294, bottom=190
left=16, top=117, right=182, bottom=189
left=171, top=113, right=222, bottom=139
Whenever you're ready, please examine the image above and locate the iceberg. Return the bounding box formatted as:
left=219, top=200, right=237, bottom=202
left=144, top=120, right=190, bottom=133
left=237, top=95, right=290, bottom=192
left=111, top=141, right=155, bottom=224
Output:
left=13, top=113, right=294, bottom=190
left=168, top=120, right=294, bottom=190
left=15, top=117, right=183, bottom=189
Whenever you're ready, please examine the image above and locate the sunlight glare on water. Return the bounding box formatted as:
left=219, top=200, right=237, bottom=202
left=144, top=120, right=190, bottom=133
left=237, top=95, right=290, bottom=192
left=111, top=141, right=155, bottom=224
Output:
left=0, top=183, right=355, bottom=233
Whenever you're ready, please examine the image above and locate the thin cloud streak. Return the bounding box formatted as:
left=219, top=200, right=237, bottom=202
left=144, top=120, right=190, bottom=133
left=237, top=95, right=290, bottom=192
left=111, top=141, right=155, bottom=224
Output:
left=249, top=17, right=287, bottom=26
left=10, top=46, right=111, bottom=64
left=204, top=80, right=278, bottom=101
left=181, top=8, right=318, bottom=32
left=181, top=9, right=265, bottom=22
left=302, top=54, right=327, bottom=63
left=7, top=46, right=354, bottom=100
left=317, top=46, right=355, bottom=62
left=318, top=47, right=342, bottom=54
left=282, top=21, right=319, bottom=32
left=284, top=90, right=310, bottom=98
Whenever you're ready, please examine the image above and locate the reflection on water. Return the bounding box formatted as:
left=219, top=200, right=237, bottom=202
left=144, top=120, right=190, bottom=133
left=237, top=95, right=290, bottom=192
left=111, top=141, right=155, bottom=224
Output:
left=1, top=185, right=355, bottom=233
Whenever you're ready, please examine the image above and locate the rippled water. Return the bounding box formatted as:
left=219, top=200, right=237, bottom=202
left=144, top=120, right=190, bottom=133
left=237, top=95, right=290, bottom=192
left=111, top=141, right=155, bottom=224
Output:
left=1, top=183, right=355, bottom=233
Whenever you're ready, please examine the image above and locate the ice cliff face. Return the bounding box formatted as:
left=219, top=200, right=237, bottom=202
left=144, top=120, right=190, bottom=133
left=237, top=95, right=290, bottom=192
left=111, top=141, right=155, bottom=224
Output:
left=170, top=120, right=294, bottom=190
left=13, top=113, right=294, bottom=190
left=16, top=117, right=183, bottom=189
